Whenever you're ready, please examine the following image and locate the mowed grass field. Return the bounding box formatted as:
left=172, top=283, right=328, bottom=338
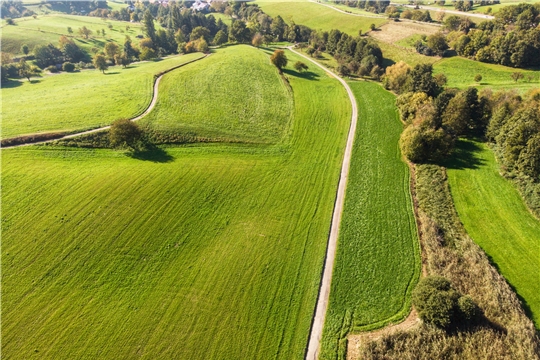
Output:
left=2, top=47, right=352, bottom=359
left=434, top=57, right=540, bottom=92
left=320, top=81, right=420, bottom=360
left=141, top=46, right=293, bottom=144
left=446, top=139, right=540, bottom=328
left=256, top=0, right=387, bottom=35
left=1, top=53, right=204, bottom=139
left=1, top=14, right=143, bottom=55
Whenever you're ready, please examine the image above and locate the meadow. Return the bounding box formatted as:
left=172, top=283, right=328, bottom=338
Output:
left=1, top=53, right=204, bottom=139
left=446, top=139, right=540, bottom=328
left=140, top=46, right=293, bottom=144
left=256, top=0, right=387, bottom=35
left=1, top=14, right=142, bottom=56
left=433, top=57, right=540, bottom=92
left=320, top=81, right=420, bottom=360
left=1, top=47, right=353, bottom=359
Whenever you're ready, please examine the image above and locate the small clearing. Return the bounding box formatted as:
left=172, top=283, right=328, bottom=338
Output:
left=368, top=21, right=440, bottom=44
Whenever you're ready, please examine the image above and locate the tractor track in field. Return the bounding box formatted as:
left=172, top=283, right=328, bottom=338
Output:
left=1, top=54, right=209, bottom=149
left=287, top=46, right=359, bottom=360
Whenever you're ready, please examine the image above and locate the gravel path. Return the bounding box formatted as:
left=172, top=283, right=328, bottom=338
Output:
left=2, top=54, right=209, bottom=149
left=287, top=46, right=358, bottom=360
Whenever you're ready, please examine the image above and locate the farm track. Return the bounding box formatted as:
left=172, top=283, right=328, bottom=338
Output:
left=1, top=54, right=209, bottom=149
left=287, top=46, right=358, bottom=360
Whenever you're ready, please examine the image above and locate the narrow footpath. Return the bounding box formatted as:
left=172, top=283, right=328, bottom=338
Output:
left=287, top=46, right=358, bottom=360
left=2, top=54, right=209, bottom=149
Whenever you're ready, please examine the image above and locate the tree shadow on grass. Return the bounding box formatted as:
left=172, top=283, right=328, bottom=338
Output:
left=127, top=147, right=174, bottom=163
left=283, top=68, right=319, bottom=80
left=2, top=80, right=23, bottom=88
left=104, top=72, right=120, bottom=75
left=443, top=139, right=485, bottom=170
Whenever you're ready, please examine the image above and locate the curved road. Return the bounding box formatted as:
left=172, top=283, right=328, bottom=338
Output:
left=287, top=46, right=358, bottom=360
left=2, top=54, right=209, bottom=149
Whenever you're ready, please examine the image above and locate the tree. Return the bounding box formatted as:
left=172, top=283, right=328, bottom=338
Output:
left=33, top=44, right=62, bottom=68
left=370, top=23, right=376, bottom=31
left=93, top=54, right=108, bottom=74
left=139, top=47, right=157, bottom=61
left=426, top=32, right=448, bottom=56
left=62, top=62, right=75, bottom=72
left=109, top=118, right=144, bottom=150
left=195, top=38, right=209, bottom=53
left=511, top=72, right=524, bottom=82
left=18, top=60, right=41, bottom=81
left=294, top=61, right=309, bottom=73
left=67, top=26, right=73, bottom=34
left=78, top=26, right=92, bottom=39
left=213, top=30, right=228, bottom=46
left=270, top=49, right=288, bottom=72
left=412, top=276, right=460, bottom=329
left=474, top=74, right=482, bottom=83
left=190, top=26, right=211, bottom=42
left=252, top=33, right=263, bottom=48
left=124, top=36, right=137, bottom=61
left=114, top=53, right=130, bottom=68
left=383, top=61, right=411, bottom=93
left=104, top=42, right=120, bottom=63
left=21, top=44, right=29, bottom=56
left=142, top=10, right=156, bottom=44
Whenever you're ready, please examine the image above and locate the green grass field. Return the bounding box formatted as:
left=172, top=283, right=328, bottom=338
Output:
left=2, top=47, right=353, bottom=359
left=446, top=139, right=540, bottom=328
left=376, top=40, right=439, bottom=67
left=1, top=53, right=204, bottom=139
left=140, top=46, right=293, bottom=144
left=1, top=14, right=142, bottom=55
left=434, top=57, right=540, bottom=92
left=256, top=0, right=387, bottom=35
left=320, top=81, right=420, bottom=360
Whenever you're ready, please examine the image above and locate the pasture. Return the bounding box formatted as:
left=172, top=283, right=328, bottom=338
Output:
left=446, top=139, right=540, bottom=328
left=433, top=57, right=540, bottom=92
left=1, top=53, right=204, bottom=139
left=1, top=14, right=142, bottom=56
left=1, top=47, right=353, bottom=359
left=256, top=0, right=387, bottom=35
left=140, top=46, right=293, bottom=144
left=320, top=81, right=420, bottom=359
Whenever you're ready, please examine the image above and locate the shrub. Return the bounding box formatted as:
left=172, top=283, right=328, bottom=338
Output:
left=109, top=118, right=144, bottom=150
left=474, top=74, right=482, bottom=83
left=62, top=62, right=75, bottom=72
left=45, top=65, right=59, bottom=73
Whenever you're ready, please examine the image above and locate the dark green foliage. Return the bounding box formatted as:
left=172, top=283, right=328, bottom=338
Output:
left=62, top=62, right=75, bottom=72
left=228, top=20, right=252, bottom=43
left=270, top=49, right=287, bottom=71
left=33, top=44, right=63, bottom=69
left=409, top=64, right=441, bottom=98
left=337, top=0, right=391, bottom=14
left=293, top=61, right=308, bottom=72
left=109, top=118, right=144, bottom=150
left=400, top=124, right=454, bottom=163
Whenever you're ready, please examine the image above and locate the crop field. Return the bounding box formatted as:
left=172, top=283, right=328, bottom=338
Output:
left=1, top=14, right=143, bottom=55
left=1, top=53, right=204, bottom=139
left=446, top=139, right=540, bottom=328
left=1, top=47, right=353, bottom=359
left=434, top=57, right=540, bottom=92
left=320, top=81, right=420, bottom=360
left=141, top=46, right=293, bottom=144
left=256, top=0, right=387, bottom=35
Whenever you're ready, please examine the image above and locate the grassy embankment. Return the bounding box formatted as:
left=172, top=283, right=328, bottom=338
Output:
left=1, top=53, right=204, bottom=139
left=140, top=46, right=292, bottom=144
left=434, top=57, right=540, bottom=92
left=320, top=81, right=420, bottom=360
left=256, top=0, right=387, bottom=35
left=446, top=139, right=540, bottom=328
left=1, top=14, right=143, bottom=56
left=2, top=45, right=352, bottom=359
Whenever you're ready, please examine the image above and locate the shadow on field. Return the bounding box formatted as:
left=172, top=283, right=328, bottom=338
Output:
left=128, top=147, right=174, bottom=163
left=104, top=72, right=120, bottom=75
left=443, top=139, right=485, bottom=170
left=2, top=80, right=23, bottom=88
left=283, top=68, right=319, bottom=80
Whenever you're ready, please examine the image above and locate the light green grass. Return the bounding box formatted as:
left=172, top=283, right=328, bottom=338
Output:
left=319, top=0, right=386, bottom=17
left=434, top=56, right=540, bottom=92
left=1, top=47, right=352, bottom=359
left=446, top=139, right=540, bottom=329
left=256, top=0, right=387, bottom=35
left=1, top=14, right=143, bottom=55
left=1, top=53, right=204, bottom=139
left=207, top=12, right=232, bottom=25
left=320, top=81, right=420, bottom=360
left=141, top=46, right=292, bottom=144
left=395, top=33, right=425, bottom=49
left=375, top=40, right=439, bottom=67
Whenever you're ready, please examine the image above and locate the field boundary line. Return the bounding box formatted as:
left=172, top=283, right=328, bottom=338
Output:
left=287, top=46, right=358, bottom=360
left=1, top=53, right=209, bottom=149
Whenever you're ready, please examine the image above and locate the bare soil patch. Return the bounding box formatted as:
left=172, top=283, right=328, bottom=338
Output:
left=369, top=21, right=440, bottom=44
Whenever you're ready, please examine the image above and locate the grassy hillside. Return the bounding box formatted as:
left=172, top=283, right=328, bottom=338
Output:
left=140, top=46, right=293, bottom=144
left=256, top=0, right=387, bottom=35
left=2, top=47, right=352, bottom=359
left=320, top=81, right=420, bottom=360
left=1, top=53, right=204, bottom=139
left=1, top=14, right=143, bottom=56
left=434, top=57, right=540, bottom=92
left=446, top=139, right=540, bottom=328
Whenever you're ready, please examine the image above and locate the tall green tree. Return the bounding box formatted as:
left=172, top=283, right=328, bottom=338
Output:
left=93, top=54, right=108, bottom=74
left=270, top=49, right=288, bottom=72
left=142, top=10, right=156, bottom=45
